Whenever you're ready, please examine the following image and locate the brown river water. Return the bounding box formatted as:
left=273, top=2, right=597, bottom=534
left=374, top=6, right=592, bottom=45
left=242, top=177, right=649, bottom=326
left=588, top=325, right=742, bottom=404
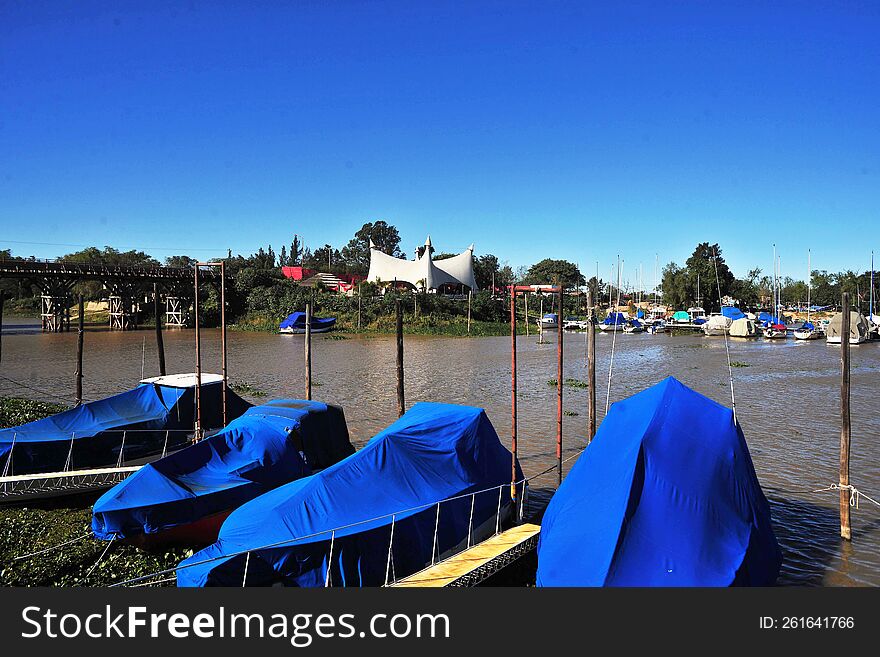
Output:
left=1, top=317, right=879, bottom=586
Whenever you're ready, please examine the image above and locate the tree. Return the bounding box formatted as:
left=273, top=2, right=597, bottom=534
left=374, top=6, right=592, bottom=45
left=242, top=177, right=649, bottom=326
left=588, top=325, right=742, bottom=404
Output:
left=660, top=263, right=688, bottom=309
left=473, top=254, right=500, bottom=291
left=521, top=259, right=585, bottom=289
left=340, top=221, right=403, bottom=274
left=684, top=243, right=734, bottom=312
left=165, top=255, right=196, bottom=268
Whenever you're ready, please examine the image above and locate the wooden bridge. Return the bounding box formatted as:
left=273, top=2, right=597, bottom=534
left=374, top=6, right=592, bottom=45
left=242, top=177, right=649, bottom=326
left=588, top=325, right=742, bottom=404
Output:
left=388, top=523, right=541, bottom=587
left=0, top=259, right=221, bottom=331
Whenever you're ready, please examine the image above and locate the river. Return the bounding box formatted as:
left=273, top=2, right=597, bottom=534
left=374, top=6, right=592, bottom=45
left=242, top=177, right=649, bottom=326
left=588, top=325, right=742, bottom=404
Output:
left=1, top=317, right=878, bottom=586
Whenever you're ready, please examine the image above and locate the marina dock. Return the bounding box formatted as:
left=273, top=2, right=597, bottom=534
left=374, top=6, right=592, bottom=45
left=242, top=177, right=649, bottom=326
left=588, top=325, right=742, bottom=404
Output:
left=389, top=523, right=541, bottom=587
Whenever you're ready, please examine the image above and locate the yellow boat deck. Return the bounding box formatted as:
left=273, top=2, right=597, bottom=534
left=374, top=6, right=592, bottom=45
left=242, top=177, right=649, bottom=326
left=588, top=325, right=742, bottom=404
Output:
left=389, top=523, right=541, bottom=587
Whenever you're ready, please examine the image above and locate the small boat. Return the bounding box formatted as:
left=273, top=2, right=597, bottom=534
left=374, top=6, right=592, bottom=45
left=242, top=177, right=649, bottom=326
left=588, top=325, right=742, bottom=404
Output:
left=536, top=377, right=781, bottom=586
left=563, top=317, right=587, bottom=331
left=645, top=319, right=667, bottom=334
left=623, top=319, right=644, bottom=334
left=598, top=312, right=627, bottom=332
left=687, top=306, right=707, bottom=322
left=729, top=317, right=759, bottom=337
left=826, top=311, right=869, bottom=345
left=703, top=307, right=746, bottom=336
left=0, top=374, right=250, bottom=477
left=762, top=323, right=788, bottom=339
left=177, top=402, right=521, bottom=587
left=279, top=312, right=337, bottom=334
left=671, top=310, right=691, bottom=324
left=537, top=313, right=559, bottom=330
left=92, top=400, right=353, bottom=549
left=793, top=321, right=822, bottom=341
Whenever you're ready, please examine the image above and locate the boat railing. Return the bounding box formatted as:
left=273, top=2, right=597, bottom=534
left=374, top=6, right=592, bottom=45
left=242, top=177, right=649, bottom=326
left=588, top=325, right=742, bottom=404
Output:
left=1, top=428, right=196, bottom=483
left=112, top=462, right=564, bottom=588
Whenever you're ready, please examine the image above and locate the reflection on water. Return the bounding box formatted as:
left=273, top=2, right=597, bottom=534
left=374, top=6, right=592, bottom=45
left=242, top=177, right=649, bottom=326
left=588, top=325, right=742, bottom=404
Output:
left=1, top=317, right=879, bottom=585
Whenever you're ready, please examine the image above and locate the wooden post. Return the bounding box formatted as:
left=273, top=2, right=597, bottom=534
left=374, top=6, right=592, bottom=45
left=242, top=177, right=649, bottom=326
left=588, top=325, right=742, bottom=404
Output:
left=587, top=289, right=596, bottom=441
left=396, top=299, right=405, bottom=417
left=357, top=282, right=362, bottom=330
left=75, top=296, right=84, bottom=406
left=220, top=262, right=227, bottom=426
left=839, top=292, right=852, bottom=541
left=556, top=289, right=563, bottom=486
left=467, top=290, right=472, bottom=336
left=153, top=283, right=166, bottom=376
left=510, top=287, right=518, bottom=501
left=194, top=265, right=202, bottom=438
left=305, top=302, right=312, bottom=401
left=525, top=292, right=529, bottom=336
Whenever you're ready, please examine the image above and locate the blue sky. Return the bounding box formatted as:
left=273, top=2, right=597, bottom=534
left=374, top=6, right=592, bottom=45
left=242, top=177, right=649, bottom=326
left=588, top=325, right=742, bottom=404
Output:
left=1, top=1, right=877, bottom=286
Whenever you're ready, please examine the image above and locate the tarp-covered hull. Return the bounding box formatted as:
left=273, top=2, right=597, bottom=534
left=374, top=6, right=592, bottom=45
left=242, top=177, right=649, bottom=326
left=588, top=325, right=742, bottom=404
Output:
left=177, top=402, right=521, bottom=587
left=537, top=377, right=780, bottom=587
left=92, top=400, right=352, bottom=547
left=0, top=381, right=249, bottom=476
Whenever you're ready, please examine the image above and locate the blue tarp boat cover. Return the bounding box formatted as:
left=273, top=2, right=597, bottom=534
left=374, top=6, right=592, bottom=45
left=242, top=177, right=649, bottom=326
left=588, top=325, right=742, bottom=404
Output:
left=0, top=381, right=250, bottom=475
left=177, top=402, right=521, bottom=587
left=537, top=377, right=781, bottom=587
left=802, top=322, right=815, bottom=330
left=721, top=306, right=746, bottom=320
left=603, top=312, right=626, bottom=325
left=91, top=400, right=352, bottom=542
left=636, top=309, right=645, bottom=319
left=279, top=312, right=336, bottom=331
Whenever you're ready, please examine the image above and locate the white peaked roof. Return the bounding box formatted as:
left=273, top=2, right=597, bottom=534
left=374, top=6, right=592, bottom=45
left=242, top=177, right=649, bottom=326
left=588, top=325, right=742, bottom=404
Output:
left=367, top=235, right=478, bottom=291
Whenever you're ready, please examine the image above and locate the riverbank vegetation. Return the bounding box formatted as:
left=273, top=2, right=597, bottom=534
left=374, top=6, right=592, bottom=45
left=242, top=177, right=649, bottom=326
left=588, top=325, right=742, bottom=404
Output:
left=3, top=231, right=876, bottom=332
left=0, top=397, right=188, bottom=586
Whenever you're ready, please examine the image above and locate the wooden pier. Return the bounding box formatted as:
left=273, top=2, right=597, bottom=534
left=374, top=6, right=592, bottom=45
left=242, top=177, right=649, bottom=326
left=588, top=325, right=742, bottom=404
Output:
left=388, top=523, right=541, bottom=587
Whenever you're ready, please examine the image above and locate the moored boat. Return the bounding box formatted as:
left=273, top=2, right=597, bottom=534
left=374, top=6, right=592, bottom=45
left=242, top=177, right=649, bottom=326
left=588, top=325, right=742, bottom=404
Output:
left=91, top=400, right=353, bottom=549
left=0, top=374, right=250, bottom=477
left=279, top=312, right=337, bottom=334
left=826, top=311, right=869, bottom=345
left=793, top=321, right=822, bottom=341
left=598, top=312, right=627, bottom=332
left=536, top=377, right=781, bottom=586
left=176, top=402, right=521, bottom=587
left=537, top=313, right=559, bottom=330
left=762, top=323, right=788, bottom=339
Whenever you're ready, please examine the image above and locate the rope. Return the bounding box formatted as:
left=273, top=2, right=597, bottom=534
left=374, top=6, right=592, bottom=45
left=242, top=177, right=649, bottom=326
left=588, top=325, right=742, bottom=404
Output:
left=14, top=532, right=92, bottom=561
left=605, top=258, right=623, bottom=414
left=811, top=483, right=880, bottom=510
left=0, top=374, right=85, bottom=405
left=712, top=248, right=737, bottom=422
left=82, top=536, right=115, bottom=584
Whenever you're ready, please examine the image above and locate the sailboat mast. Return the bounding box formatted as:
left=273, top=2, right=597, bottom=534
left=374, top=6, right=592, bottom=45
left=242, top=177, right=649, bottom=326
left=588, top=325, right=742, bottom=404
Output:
left=807, top=249, right=811, bottom=325
left=871, top=251, right=874, bottom=321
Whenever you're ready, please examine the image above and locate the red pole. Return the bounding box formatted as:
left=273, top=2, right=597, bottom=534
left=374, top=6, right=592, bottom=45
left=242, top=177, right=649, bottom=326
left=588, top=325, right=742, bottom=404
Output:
left=510, top=286, right=517, bottom=501
left=557, top=288, right=563, bottom=486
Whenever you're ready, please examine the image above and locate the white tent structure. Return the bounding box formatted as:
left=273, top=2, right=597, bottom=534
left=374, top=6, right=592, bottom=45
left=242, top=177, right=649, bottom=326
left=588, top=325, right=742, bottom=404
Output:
left=366, top=235, right=478, bottom=292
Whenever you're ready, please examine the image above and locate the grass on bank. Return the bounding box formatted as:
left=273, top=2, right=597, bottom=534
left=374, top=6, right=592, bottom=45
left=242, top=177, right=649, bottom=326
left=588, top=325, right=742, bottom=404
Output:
left=0, top=396, right=187, bottom=587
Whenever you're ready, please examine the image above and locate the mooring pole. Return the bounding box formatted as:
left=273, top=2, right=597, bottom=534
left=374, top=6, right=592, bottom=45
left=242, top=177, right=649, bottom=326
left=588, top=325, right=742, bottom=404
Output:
left=153, top=283, right=166, bottom=376
left=587, top=288, right=597, bottom=441
left=840, top=292, right=852, bottom=541
left=467, top=289, right=472, bottom=336
left=556, top=288, right=563, bottom=486
left=524, top=292, right=529, bottom=336
left=510, top=286, right=518, bottom=501
left=194, top=265, right=202, bottom=438
left=305, top=301, right=312, bottom=401
left=75, top=295, right=84, bottom=406
left=220, top=261, right=228, bottom=426
left=396, top=299, right=405, bottom=417
left=357, top=282, right=362, bottom=331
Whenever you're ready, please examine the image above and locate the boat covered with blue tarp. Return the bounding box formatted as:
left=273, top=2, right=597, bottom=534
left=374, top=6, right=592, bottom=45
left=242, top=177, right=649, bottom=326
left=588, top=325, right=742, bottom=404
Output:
left=279, top=312, right=336, bottom=334
left=91, top=400, right=352, bottom=547
left=537, top=377, right=781, bottom=587
left=721, top=306, right=746, bottom=320
left=0, top=375, right=249, bottom=475
left=176, top=402, right=522, bottom=587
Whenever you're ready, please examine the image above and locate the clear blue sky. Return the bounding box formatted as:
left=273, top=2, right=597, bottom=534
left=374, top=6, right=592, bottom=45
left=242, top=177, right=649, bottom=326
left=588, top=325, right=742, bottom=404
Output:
left=1, top=1, right=877, bottom=287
